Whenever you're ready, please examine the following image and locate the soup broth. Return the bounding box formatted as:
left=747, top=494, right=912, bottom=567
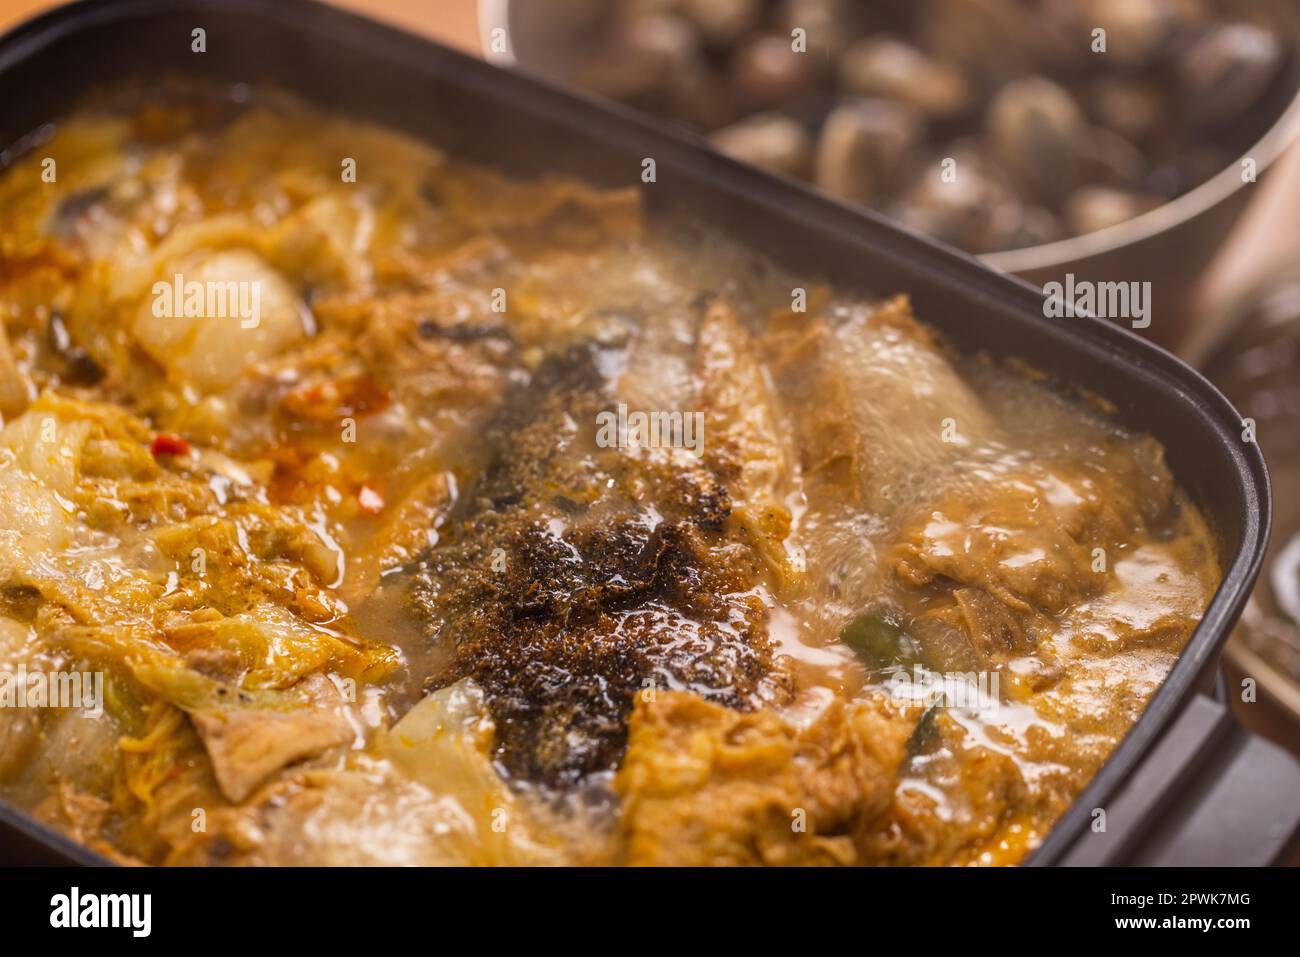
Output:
left=0, top=87, right=1218, bottom=865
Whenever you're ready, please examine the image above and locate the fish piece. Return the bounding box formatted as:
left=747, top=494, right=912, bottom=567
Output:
left=695, top=298, right=800, bottom=586
left=769, top=295, right=1002, bottom=517
left=410, top=340, right=792, bottom=787
left=761, top=296, right=1005, bottom=633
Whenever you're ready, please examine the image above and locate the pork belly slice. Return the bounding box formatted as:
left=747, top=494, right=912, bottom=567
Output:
left=190, top=675, right=355, bottom=803
left=615, top=690, right=913, bottom=865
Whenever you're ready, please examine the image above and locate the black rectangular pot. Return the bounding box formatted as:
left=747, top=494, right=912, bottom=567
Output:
left=0, top=0, right=1293, bottom=867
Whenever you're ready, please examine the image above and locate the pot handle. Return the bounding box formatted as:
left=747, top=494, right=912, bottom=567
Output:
left=1060, top=692, right=1300, bottom=865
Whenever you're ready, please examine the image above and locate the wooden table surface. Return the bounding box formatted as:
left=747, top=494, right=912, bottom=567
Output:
left=0, top=0, right=482, bottom=47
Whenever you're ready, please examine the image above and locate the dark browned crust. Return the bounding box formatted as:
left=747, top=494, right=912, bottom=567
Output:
left=408, top=344, right=789, bottom=787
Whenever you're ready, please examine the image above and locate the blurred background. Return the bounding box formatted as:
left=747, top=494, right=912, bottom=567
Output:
left=2, top=0, right=1299, bottom=756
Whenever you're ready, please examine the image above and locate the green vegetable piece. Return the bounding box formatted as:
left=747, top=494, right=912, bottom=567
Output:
left=839, top=607, right=920, bottom=671
left=906, top=699, right=944, bottom=759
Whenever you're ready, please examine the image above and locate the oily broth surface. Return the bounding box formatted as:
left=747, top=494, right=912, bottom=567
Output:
left=0, top=89, right=1218, bottom=865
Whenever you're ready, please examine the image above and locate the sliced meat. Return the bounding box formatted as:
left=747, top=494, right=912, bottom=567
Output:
left=858, top=715, right=1033, bottom=866
left=615, top=690, right=913, bottom=865
left=890, top=437, right=1180, bottom=664
left=190, top=676, right=355, bottom=802
left=893, top=443, right=1176, bottom=613
left=951, top=586, right=1033, bottom=657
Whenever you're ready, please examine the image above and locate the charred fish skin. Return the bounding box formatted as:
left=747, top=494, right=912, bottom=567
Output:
left=408, top=341, right=791, bottom=788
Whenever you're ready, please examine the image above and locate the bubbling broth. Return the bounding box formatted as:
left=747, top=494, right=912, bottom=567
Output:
left=0, top=86, right=1217, bottom=865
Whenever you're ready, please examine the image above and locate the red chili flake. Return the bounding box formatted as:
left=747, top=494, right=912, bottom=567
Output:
left=280, top=375, right=391, bottom=422
left=357, top=485, right=385, bottom=514
left=150, top=433, right=191, bottom=458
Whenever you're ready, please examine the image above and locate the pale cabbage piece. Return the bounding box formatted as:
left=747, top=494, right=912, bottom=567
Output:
left=377, top=680, right=572, bottom=865
left=340, top=471, right=451, bottom=606
left=0, top=617, right=44, bottom=783
left=107, top=213, right=262, bottom=303
left=9, top=702, right=124, bottom=808
left=0, top=324, right=32, bottom=417
left=261, top=192, right=374, bottom=291
left=0, top=615, right=124, bottom=808
left=0, top=404, right=90, bottom=496
left=160, top=604, right=354, bottom=690
left=132, top=248, right=309, bottom=394
left=0, top=408, right=88, bottom=581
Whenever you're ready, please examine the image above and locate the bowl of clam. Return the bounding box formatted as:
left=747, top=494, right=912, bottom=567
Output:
left=481, top=0, right=1300, bottom=349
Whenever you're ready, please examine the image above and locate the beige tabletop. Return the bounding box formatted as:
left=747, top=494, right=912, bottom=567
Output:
left=0, top=0, right=482, bottom=50
left=329, top=0, right=480, bottom=51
